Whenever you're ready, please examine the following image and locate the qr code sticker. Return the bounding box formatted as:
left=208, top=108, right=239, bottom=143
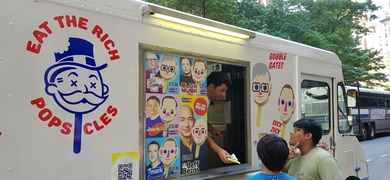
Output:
left=118, top=163, right=132, bottom=180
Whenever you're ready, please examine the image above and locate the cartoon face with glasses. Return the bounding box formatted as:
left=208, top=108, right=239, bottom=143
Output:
left=252, top=63, right=272, bottom=127
left=278, top=84, right=295, bottom=138
left=160, top=96, right=178, bottom=137
left=192, top=119, right=208, bottom=158
left=160, top=138, right=178, bottom=177
left=160, top=55, right=178, bottom=93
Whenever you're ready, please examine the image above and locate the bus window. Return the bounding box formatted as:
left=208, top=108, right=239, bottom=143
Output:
left=347, top=90, right=357, bottom=108
left=301, top=80, right=330, bottom=134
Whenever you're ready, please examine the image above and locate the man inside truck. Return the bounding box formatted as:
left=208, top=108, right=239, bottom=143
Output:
left=206, top=71, right=234, bottom=164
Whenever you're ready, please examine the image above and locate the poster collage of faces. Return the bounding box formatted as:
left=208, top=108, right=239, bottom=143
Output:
left=145, top=51, right=209, bottom=179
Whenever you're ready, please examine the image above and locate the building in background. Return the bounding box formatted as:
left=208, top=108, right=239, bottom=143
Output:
left=259, top=0, right=273, bottom=6
left=358, top=0, right=390, bottom=88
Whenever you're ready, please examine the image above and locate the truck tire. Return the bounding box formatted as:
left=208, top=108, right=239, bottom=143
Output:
left=367, top=124, right=375, bottom=140
left=358, top=125, right=368, bottom=141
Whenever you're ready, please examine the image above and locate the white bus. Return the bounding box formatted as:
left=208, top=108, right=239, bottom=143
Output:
left=347, top=85, right=390, bottom=141
left=0, top=0, right=367, bottom=179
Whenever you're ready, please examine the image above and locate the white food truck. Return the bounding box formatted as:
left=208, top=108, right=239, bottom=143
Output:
left=0, top=0, right=368, bottom=179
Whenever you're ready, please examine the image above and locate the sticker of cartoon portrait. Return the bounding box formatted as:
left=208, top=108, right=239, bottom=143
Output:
left=191, top=59, right=207, bottom=96
left=146, top=51, right=163, bottom=93
left=192, top=119, right=208, bottom=158
left=160, top=55, right=179, bottom=94
left=278, top=84, right=295, bottom=138
left=160, top=137, right=180, bottom=177
left=159, top=95, right=179, bottom=137
left=252, top=63, right=272, bottom=127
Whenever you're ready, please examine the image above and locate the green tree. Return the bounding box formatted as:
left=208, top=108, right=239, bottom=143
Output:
left=144, top=0, right=387, bottom=86
left=145, top=0, right=240, bottom=25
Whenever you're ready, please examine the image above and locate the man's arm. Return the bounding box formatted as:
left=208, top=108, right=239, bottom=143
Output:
left=207, top=136, right=231, bottom=164
left=208, top=122, right=222, bottom=139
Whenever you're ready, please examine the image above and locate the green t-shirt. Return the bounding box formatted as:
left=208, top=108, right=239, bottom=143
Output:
left=285, top=147, right=343, bottom=180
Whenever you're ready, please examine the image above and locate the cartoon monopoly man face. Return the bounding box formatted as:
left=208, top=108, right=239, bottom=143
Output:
left=44, top=37, right=109, bottom=114
left=159, top=96, right=178, bottom=124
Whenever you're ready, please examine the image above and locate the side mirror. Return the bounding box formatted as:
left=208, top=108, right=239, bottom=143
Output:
left=347, top=115, right=358, bottom=126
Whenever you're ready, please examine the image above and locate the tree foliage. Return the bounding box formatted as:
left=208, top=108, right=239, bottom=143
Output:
left=144, top=0, right=386, bottom=87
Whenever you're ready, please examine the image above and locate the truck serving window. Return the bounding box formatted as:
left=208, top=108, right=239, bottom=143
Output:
left=141, top=47, right=248, bottom=179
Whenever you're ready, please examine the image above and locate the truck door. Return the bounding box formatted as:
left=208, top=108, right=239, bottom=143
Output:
left=300, top=74, right=334, bottom=156
left=301, top=75, right=368, bottom=178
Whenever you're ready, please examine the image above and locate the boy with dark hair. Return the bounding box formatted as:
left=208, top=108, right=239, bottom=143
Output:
left=285, top=118, right=343, bottom=180
left=247, top=134, right=296, bottom=180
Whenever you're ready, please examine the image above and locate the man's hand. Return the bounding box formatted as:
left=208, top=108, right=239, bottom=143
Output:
left=288, top=142, right=300, bottom=160
left=208, top=122, right=222, bottom=139
left=217, top=149, right=232, bottom=164
left=210, top=128, right=222, bottom=139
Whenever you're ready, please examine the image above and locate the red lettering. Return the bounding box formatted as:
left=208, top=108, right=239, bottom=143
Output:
left=38, top=108, right=52, bottom=121
left=26, top=41, right=41, bottom=54
left=108, top=49, right=120, bottom=61
left=93, top=120, right=104, bottom=131
left=92, top=25, right=104, bottom=38
left=32, top=97, right=68, bottom=134
left=100, top=113, right=112, bottom=126
left=33, top=30, right=48, bottom=44
left=268, top=62, right=284, bottom=69
left=66, top=15, right=78, bottom=27
left=61, top=122, right=72, bottom=135
left=269, top=53, right=287, bottom=60
left=92, top=25, right=120, bottom=61
left=104, top=39, right=114, bottom=49
left=54, top=15, right=65, bottom=28
left=53, top=15, right=88, bottom=30
left=100, top=33, right=109, bottom=42
left=48, top=116, right=62, bottom=127
left=107, top=105, right=118, bottom=116
left=78, top=17, right=88, bottom=30
left=39, top=21, right=52, bottom=35
left=31, top=97, right=45, bottom=108
left=83, top=122, right=93, bottom=135
left=26, top=21, right=52, bottom=54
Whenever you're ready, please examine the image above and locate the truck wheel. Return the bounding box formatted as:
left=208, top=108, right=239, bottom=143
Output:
left=367, top=124, right=375, bottom=140
left=358, top=125, right=367, bottom=141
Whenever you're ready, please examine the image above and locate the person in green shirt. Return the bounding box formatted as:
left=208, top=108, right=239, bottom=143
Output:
left=285, top=119, right=343, bottom=180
